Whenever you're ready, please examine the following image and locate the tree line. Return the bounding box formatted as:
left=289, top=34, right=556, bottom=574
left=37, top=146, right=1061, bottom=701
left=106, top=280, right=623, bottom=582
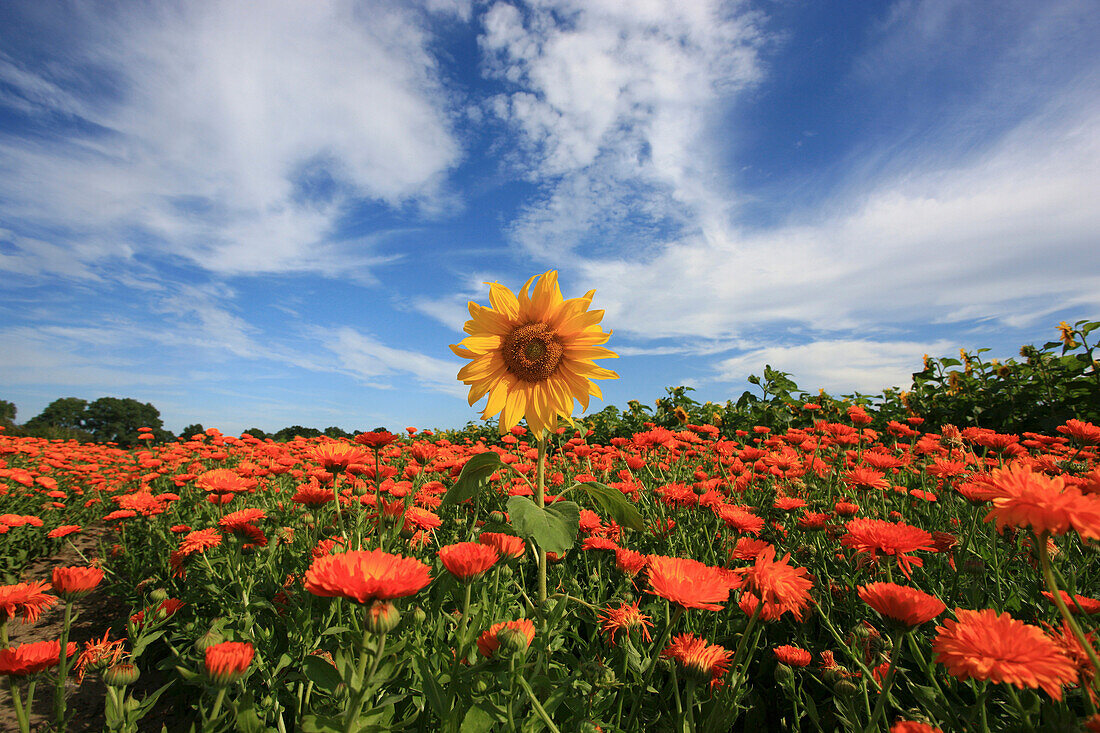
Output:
left=0, top=397, right=377, bottom=446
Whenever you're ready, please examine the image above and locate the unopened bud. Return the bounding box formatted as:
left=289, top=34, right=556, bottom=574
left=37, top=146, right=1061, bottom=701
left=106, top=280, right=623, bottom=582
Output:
left=488, top=511, right=506, bottom=524
left=833, top=679, right=859, bottom=698
left=365, top=601, right=401, bottom=635
left=497, top=628, right=530, bottom=655
left=103, top=662, right=140, bottom=687
left=774, top=663, right=793, bottom=685
left=149, top=588, right=169, bottom=604
left=194, top=629, right=225, bottom=654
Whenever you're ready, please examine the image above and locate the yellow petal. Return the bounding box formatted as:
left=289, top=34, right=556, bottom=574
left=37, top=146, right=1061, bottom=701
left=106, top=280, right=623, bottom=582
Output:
left=486, top=282, right=520, bottom=321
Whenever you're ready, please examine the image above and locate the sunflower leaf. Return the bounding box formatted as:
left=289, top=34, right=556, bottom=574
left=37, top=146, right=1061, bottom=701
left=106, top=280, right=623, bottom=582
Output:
left=505, top=497, right=580, bottom=555
left=443, top=452, right=504, bottom=506
left=572, top=481, right=646, bottom=531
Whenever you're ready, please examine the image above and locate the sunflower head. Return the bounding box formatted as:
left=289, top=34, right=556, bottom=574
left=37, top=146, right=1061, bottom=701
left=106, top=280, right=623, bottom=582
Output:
left=450, top=270, right=618, bottom=435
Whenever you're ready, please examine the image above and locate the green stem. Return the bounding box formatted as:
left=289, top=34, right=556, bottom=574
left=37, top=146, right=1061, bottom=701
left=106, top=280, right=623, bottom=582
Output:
left=682, top=677, right=697, bottom=733
left=863, top=628, right=905, bottom=733
left=1005, top=685, right=1034, bottom=732
left=54, top=601, right=74, bottom=727
left=536, top=432, right=548, bottom=607
left=625, top=604, right=685, bottom=730
left=1037, top=532, right=1100, bottom=690
left=8, top=677, right=29, bottom=733
left=516, top=674, right=561, bottom=733
left=209, top=687, right=227, bottom=726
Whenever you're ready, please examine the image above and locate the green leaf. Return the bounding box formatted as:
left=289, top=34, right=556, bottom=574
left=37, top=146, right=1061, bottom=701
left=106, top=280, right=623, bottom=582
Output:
left=303, top=655, right=344, bottom=694
left=301, top=714, right=343, bottom=733
left=414, top=655, right=449, bottom=719
left=443, top=452, right=504, bottom=506
left=939, top=358, right=961, bottom=367
left=232, top=692, right=266, bottom=733
left=460, top=705, right=496, bottom=733
left=505, top=497, right=580, bottom=555
left=572, top=482, right=645, bottom=531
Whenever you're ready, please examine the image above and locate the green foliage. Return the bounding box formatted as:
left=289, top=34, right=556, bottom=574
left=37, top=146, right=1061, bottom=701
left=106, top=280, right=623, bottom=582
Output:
left=505, top=496, right=581, bottom=555
left=0, top=399, right=15, bottom=427
left=25, top=397, right=89, bottom=432
left=83, top=397, right=166, bottom=446
left=180, top=423, right=206, bottom=439
left=273, top=425, right=323, bottom=441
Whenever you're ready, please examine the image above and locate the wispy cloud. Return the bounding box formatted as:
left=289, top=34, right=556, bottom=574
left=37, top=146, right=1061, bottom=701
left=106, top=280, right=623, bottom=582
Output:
left=711, top=338, right=957, bottom=395
left=479, top=0, right=765, bottom=258
left=0, top=0, right=463, bottom=279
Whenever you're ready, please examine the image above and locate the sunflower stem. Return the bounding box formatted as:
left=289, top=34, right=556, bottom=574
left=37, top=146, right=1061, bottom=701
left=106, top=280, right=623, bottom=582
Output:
left=536, top=431, right=548, bottom=608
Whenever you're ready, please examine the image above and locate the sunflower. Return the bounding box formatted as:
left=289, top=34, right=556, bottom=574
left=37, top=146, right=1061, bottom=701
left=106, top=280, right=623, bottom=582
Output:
left=450, top=270, right=618, bottom=435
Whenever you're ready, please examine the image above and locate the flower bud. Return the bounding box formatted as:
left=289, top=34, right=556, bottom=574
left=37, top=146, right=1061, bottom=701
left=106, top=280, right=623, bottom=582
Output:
left=103, top=662, right=140, bottom=687
left=194, top=629, right=225, bottom=654
left=497, top=627, right=531, bottom=655
left=149, top=588, right=170, bottom=604
left=488, top=511, right=506, bottom=524
left=412, top=606, right=428, bottom=625
left=365, top=601, right=401, bottom=635
left=773, top=662, right=793, bottom=685
left=833, top=679, right=859, bottom=698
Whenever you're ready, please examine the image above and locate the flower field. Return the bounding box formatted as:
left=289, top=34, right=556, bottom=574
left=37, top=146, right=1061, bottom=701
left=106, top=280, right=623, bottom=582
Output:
left=1, top=273, right=1099, bottom=733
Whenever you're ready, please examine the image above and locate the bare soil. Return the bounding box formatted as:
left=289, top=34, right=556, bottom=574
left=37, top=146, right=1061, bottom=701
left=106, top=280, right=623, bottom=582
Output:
left=0, top=529, right=188, bottom=732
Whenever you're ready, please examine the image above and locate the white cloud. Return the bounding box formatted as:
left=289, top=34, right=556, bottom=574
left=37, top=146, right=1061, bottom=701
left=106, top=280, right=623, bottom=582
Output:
left=0, top=0, right=462, bottom=278
left=580, top=92, right=1100, bottom=340
left=326, top=327, right=466, bottom=397
left=480, top=0, right=764, bottom=257
left=712, top=339, right=956, bottom=394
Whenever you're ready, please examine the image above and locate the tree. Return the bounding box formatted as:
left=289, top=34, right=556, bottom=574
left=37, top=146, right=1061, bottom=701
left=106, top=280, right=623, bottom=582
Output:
left=274, top=425, right=322, bottom=442
left=83, top=397, right=164, bottom=446
left=323, top=426, right=351, bottom=439
left=25, top=398, right=88, bottom=432
left=180, top=424, right=206, bottom=440
left=242, top=427, right=271, bottom=440
left=0, top=400, right=15, bottom=428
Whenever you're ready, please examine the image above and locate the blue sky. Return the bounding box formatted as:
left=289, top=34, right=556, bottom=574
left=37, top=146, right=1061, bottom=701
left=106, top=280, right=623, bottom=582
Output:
left=1, top=0, right=1097, bottom=435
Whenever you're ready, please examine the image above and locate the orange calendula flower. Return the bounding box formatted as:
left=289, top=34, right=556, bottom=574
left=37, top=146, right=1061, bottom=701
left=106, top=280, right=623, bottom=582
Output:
left=309, top=442, right=371, bottom=472
left=598, top=601, right=653, bottom=645
left=218, top=508, right=267, bottom=532
left=47, top=525, right=82, bottom=539
left=890, top=722, right=943, bottom=733
left=178, top=528, right=222, bottom=556
left=51, top=566, right=105, bottom=601
left=1041, top=590, right=1100, bottom=615
left=74, top=630, right=127, bottom=683
left=304, top=548, right=431, bottom=604
left=858, top=582, right=945, bottom=628
left=662, top=633, right=734, bottom=688
left=983, top=461, right=1100, bottom=539
left=0, top=640, right=78, bottom=677
left=479, top=532, right=526, bottom=559
left=438, top=542, right=499, bottom=582
left=477, top=618, right=536, bottom=658
left=0, top=580, right=58, bottom=624
left=194, top=469, right=256, bottom=494
left=932, top=609, right=1078, bottom=700
left=773, top=644, right=812, bottom=667
left=841, top=518, right=935, bottom=580
left=204, top=641, right=254, bottom=686
left=450, top=270, right=618, bottom=435
left=646, top=555, right=734, bottom=611
left=737, top=547, right=813, bottom=621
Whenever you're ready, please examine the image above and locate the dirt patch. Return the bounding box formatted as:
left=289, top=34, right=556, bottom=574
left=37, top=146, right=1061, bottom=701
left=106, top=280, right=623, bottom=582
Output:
left=0, top=528, right=190, bottom=732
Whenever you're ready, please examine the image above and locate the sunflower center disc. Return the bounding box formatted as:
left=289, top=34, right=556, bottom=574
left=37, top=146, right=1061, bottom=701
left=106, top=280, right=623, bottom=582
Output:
left=503, top=322, right=563, bottom=382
